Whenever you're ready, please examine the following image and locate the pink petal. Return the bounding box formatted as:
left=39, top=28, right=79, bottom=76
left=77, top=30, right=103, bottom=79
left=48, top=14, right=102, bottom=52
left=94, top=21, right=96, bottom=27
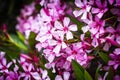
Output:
left=53, top=44, right=61, bottom=54
left=103, top=0, right=107, bottom=7
left=63, top=72, right=70, bottom=80
left=35, top=43, right=42, bottom=51
left=54, top=21, right=63, bottom=30
left=81, top=12, right=87, bottom=19
left=62, top=42, right=67, bottom=49
left=7, top=62, right=12, bottom=68
left=42, top=70, right=48, bottom=79
left=65, top=47, right=72, bottom=54
left=73, top=10, right=83, bottom=17
left=106, top=27, right=115, bottom=33
left=2, top=58, right=6, bottom=66
left=97, top=12, right=104, bottom=18
left=67, top=55, right=74, bottom=62
left=81, top=26, right=89, bottom=33
left=28, top=64, right=33, bottom=71
left=116, top=36, right=120, bottom=44
left=31, top=72, right=41, bottom=80
left=75, top=0, right=83, bottom=8
left=48, top=39, right=57, bottom=46
left=80, top=34, right=85, bottom=41
left=92, top=8, right=99, bottom=13
left=92, top=38, right=98, bottom=47
left=108, top=61, right=115, bottom=65
left=114, top=64, right=119, bottom=69
left=24, top=76, right=29, bottom=80
left=55, top=75, right=63, bottom=80
left=0, top=64, right=3, bottom=69
left=0, top=52, right=5, bottom=58
left=86, top=5, right=91, bottom=12
left=69, top=24, right=77, bottom=31
left=103, top=43, right=110, bottom=51
left=96, top=0, right=102, bottom=7
left=63, top=17, right=70, bottom=27
left=114, top=48, right=120, bottom=55
left=39, top=36, right=48, bottom=42
left=66, top=31, right=73, bottom=40
left=48, top=54, right=55, bottom=63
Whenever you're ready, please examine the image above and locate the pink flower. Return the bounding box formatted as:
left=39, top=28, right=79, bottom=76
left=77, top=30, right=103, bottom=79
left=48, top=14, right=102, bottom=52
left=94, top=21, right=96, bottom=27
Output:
left=48, top=33, right=67, bottom=54
left=89, top=17, right=105, bottom=36
left=19, top=63, right=41, bottom=80
left=55, top=71, right=70, bottom=80
left=108, top=48, right=120, bottom=69
left=108, top=0, right=115, bottom=5
left=43, top=48, right=56, bottom=63
left=0, top=52, right=12, bottom=73
left=36, top=25, right=55, bottom=43
left=92, top=0, right=108, bottom=18
left=114, top=75, right=120, bottom=80
left=73, top=0, right=92, bottom=19
left=65, top=43, right=88, bottom=66
left=54, top=17, right=77, bottom=40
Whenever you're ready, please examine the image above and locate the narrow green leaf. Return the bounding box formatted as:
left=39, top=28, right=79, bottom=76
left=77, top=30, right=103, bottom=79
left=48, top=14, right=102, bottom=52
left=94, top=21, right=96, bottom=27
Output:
left=0, top=45, right=20, bottom=59
left=17, top=31, right=25, bottom=42
left=8, top=34, right=27, bottom=51
left=95, top=65, right=102, bottom=80
left=72, top=60, right=85, bottom=80
left=106, top=67, right=114, bottom=80
left=99, top=52, right=111, bottom=63
left=28, top=32, right=37, bottom=50
left=72, top=60, right=93, bottom=80
left=84, top=70, right=92, bottom=80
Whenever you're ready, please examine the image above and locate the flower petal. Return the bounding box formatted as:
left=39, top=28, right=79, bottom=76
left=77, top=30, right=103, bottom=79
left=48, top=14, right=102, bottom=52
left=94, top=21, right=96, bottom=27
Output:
left=53, top=45, right=61, bottom=54
left=73, top=10, right=83, bottom=17
left=55, top=75, right=63, bottom=80
left=31, top=72, right=41, bottom=80
left=63, top=72, right=70, bottom=80
left=63, top=17, right=70, bottom=27
left=75, top=0, right=83, bottom=7
left=66, top=31, right=73, bottom=40
left=54, top=21, right=63, bottom=30
left=69, top=24, right=77, bottom=31
left=48, top=39, right=57, bottom=46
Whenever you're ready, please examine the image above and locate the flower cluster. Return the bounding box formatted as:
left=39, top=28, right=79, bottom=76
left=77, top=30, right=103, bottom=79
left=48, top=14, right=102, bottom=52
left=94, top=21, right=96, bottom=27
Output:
left=0, top=52, right=50, bottom=80
left=0, top=0, right=120, bottom=80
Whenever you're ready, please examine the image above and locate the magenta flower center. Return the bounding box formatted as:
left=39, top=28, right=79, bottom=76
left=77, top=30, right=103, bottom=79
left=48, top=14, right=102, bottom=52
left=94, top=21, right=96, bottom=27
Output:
left=63, top=26, right=68, bottom=32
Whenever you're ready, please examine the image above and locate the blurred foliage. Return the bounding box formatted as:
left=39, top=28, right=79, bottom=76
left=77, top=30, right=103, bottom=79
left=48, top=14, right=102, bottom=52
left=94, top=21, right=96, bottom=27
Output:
left=0, top=0, right=34, bottom=33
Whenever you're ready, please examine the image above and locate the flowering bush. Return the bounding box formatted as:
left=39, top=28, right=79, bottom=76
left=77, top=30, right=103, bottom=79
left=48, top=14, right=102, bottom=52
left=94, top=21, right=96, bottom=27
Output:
left=0, top=0, right=120, bottom=80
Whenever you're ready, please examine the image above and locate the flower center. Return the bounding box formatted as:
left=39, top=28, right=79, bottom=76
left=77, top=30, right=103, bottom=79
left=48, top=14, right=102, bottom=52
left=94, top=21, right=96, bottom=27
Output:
left=63, top=27, right=68, bottom=32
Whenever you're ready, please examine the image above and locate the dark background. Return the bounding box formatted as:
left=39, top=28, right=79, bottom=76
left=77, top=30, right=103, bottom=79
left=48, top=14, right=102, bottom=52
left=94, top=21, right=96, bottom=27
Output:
left=0, top=0, right=33, bottom=33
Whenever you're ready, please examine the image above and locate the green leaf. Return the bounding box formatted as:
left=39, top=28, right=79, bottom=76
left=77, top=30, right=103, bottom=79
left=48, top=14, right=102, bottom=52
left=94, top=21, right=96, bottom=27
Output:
left=95, top=65, right=102, bottom=80
left=35, top=4, right=42, bottom=11
left=72, top=60, right=93, bottom=80
left=84, top=70, right=92, bottom=80
left=8, top=34, right=27, bottom=51
left=67, top=15, right=84, bottom=33
left=28, top=32, right=37, bottom=50
left=17, top=31, right=25, bottom=42
left=72, top=60, right=85, bottom=80
left=106, top=67, right=114, bottom=80
left=98, top=52, right=111, bottom=63
left=0, top=45, right=20, bottom=59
